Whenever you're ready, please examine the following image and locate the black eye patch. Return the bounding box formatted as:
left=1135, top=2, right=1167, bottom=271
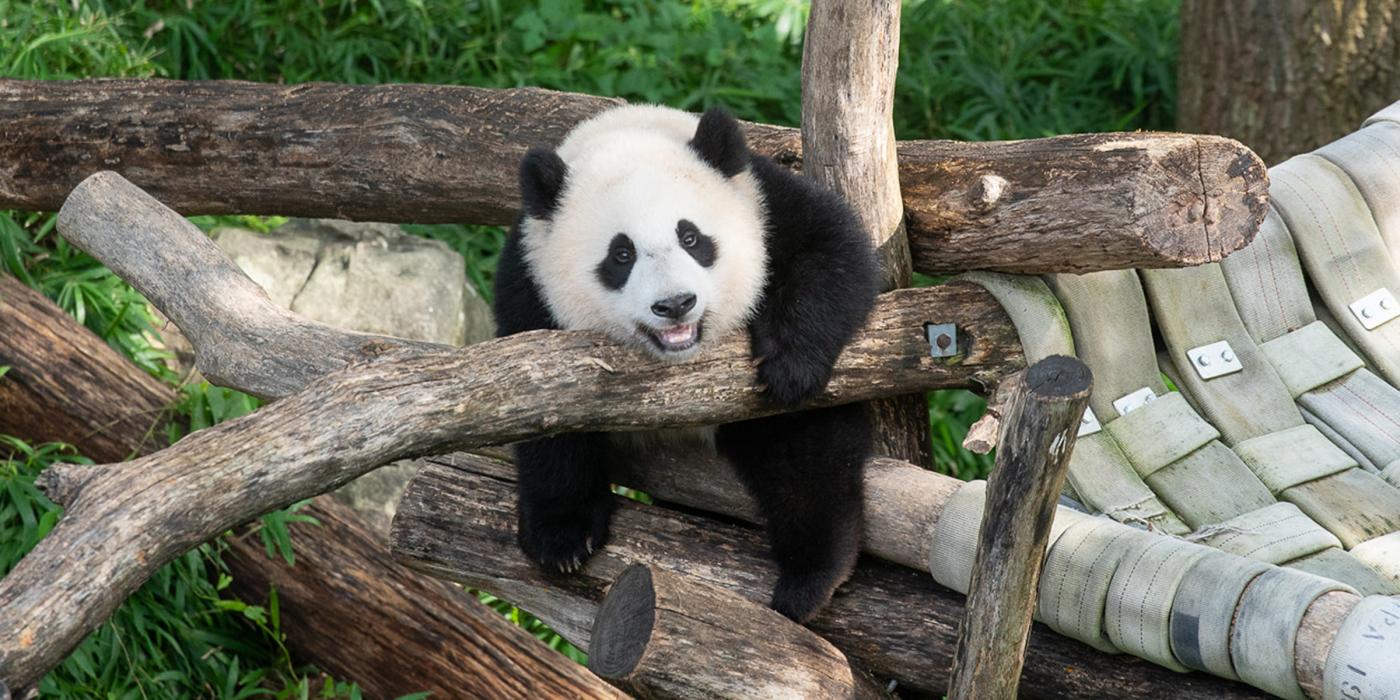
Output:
left=677, top=219, right=716, bottom=268
left=596, top=233, right=636, bottom=290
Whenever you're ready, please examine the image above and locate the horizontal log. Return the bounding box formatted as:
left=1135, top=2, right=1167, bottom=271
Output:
left=589, top=563, right=888, bottom=699
left=0, top=173, right=1020, bottom=688
left=0, top=78, right=1267, bottom=273
left=390, top=453, right=1269, bottom=700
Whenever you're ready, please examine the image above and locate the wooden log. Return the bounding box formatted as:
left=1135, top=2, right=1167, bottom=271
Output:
left=0, top=172, right=1020, bottom=688
left=224, top=497, right=625, bottom=700
left=948, top=357, right=1092, bottom=700
left=802, top=0, right=930, bottom=465
left=0, top=274, right=174, bottom=459
left=391, top=453, right=1269, bottom=699
left=0, top=78, right=1267, bottom=274
left=589, top=564, right=888, bottom=699
left=0, top=273, right=622, bottom=699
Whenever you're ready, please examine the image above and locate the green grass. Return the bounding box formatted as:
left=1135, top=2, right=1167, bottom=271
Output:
left=0, top=0, right=1181, bottom=692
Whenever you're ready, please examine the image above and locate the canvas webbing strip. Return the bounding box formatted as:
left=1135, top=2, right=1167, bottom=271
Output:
left=1234, top=424, right=1359, bottom=494
left=1314, top=121, right=1400, bottom=265
left=1363, top=99, right=1400, bottom=127
left=1036, top=517, right=1137, bottom=653
left=1142, top=441, right=1275, bottom=529
left=928, top=479, right=987, bottom=595
left=1385, top=458, right=1400, bottom=487
left=956, top=272, right=1074, bottom=360
left=1169, top=550, right=1272, bottom=680
left=1103, top=392, right=1219, bottom=479
left=1270, top=154, right=1400, bottom=385
left=1103, top=534, right=1208, bottom=671
left=1280, top=468, right=1400, bottom=549
left=1220, top=207, right=1317, bottom=343
left=1139, top=264, right=1304, bottom=443
left=1322, top=595, right=1400, bottom=700
left=1302, top=405, right=1381, bottom=473
left=1185, top=502, right=1341, bottom=565
left=1231, top=568, right=1357, bottom=700
left=1261, top=321, right=1366, bottom=398
left=1298, top=371, right=1400, bottom=473
left=1348, top=532, right=1400, bottom=587
left=1285, top=548, right=1398, bottom=596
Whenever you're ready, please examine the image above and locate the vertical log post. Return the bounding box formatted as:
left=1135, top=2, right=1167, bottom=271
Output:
left=801, top=0, right=932, bottom=464
left=948, top=355, right=1093, bottom=699
left=588, top=564, right=889, bottom=700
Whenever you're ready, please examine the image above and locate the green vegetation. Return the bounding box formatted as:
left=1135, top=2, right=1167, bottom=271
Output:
left=0, top=0, right=1180, bottom=695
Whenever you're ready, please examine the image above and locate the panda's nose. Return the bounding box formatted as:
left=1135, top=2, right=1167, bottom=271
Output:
left=651, top=293, right=697, bottom=320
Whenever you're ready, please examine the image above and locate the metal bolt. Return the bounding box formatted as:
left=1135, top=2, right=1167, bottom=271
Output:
left=1363, top=306, right=1375, bottom=319
left=936, top=334, right=952, bottom=350
left=1383, top=297, right=1394, bottom=310
left=1143, top=394, right=1156, bottom=403
left=1221, top=349, right=1235, bottom=363
left=1196, top=354, right=1210, bottom=367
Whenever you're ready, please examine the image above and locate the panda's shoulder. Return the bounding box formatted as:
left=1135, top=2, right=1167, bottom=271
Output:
left=492, top=222, right=559, bottom=337
left=746, top=154, right=860, bottom=235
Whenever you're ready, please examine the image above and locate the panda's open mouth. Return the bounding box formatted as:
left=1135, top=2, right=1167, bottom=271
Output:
left=640, top=321, right=702, bottom=354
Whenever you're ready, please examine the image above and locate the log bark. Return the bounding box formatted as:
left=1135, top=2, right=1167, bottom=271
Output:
left=224, top=498, right=625, bottom=700
left=589, top=564, right=888, bottom=699
left=0, top=172, right=1021, bottom=689
left=0, top=78, right=1268, bottom=274
left=1178, top=0, right=1400, bottom=165
left=390, top=453, right=1269, bottom=700
left=948, top=357, right=1092, bottom=700
left=802, top=0, right=930, bottom=466
left=0, top=275, right=174, bottom=459
left=0, top=272, right=621, bottom=699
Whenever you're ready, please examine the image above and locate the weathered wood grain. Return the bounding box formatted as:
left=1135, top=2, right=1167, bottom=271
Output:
left=948, top=357, right=1092, bottom=700
left=0, top=172, right=1021, bottom=688
left=0, top=78, right=1267, bottom=273
left=390, top=454, right=1269, bottom=700
left=0, top=273, right=622, bottom=699
left=589, top=564, right=888, bottom=699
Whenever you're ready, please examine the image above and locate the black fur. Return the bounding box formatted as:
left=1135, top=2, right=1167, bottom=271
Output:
left=595, top=233, right=637, bottom=291
left=519, top=147, right=569, bottom=219
left=677, top=219, right=716, bottom=267
left=494, top=108, right=878, bottom=623
left=688, top=107, right=748, bottom=178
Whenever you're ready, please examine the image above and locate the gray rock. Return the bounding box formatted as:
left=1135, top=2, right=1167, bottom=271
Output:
left=212, top=218, right=497, bottom=534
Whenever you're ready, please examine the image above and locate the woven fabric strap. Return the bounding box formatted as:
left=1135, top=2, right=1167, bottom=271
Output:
left=1270, top=154, right=1400, bottom=385
left=1036, top=517, right=1138, bottom=653
left=1065, top=433, right=1189, bottom=534
left=1221, top=207, right=1317, bottom=343
left=1104, top=392, right=1219, bottom=479
left=1298, top=369, right=1400, bottom=472
left=1103, top=534, right=1209, bottom=670
left=1385, top=458, right=1400, bottom=488
left=1314, top=121, right=1400, bottom=265
left=1323, top=595, right=1400, bottom=700
left=1287, top=548, right=1398, bottom=596
left=1349, top=532, right=1400, bottom=587
left=1169, top=550, right=1272, bottom=680
left=958, top=272, right=1074, bottom=361
left=1261, top=321, right=1366, bottom=398
left=1235, top=424, right=1359, bottom=494
left=1186, top=502, right=1341, bottom=564
left=1231, top=568, right=1357, bottom=700
left=1364, top=100, right=1400, bottom=127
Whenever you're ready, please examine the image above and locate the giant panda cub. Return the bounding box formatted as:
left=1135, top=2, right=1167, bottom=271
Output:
left=494, top=104, right=879, bottom=623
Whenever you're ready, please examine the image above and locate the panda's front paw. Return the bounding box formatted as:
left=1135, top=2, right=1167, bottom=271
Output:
left=756, top=351, right=832, bottom=408
left=517, top=496, right=614, bottom=573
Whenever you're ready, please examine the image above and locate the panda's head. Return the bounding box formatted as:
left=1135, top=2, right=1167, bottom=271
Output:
left=517, top=105, right=768, bottom=362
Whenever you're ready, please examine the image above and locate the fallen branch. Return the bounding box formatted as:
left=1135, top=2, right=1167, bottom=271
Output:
left=390, top=453, right=1269, bottom=699
left=0, top=78, right=1267, bottom=274
left=0, top=172, right=1021, bottom=688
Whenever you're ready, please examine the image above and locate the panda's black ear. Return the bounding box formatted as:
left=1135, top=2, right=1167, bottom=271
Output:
left=519, top=147, right=569, bottom=220
left=689, top=107, right=748, bottom=178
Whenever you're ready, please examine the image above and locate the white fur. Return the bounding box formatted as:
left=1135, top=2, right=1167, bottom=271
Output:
left=522, top=105, right=769, bottom=361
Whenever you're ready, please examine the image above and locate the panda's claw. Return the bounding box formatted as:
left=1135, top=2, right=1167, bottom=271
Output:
left=517, top=495, right=613, bottom=574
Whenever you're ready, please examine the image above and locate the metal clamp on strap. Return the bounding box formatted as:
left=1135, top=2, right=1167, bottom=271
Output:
left=1260, top=321, right=1365, bottom=398
left=1234, top=424, right=1358, bottom=494
left=1349, top=531, right=1400, bottom=584
left=1349, top=288, right=1400, bottom=330
left=1186, top=502, right=1341, bottom=565
left=1323, top=596, right=1400, bottom=700
left=1104, top=392, right=1220, bottom=480
left=1231, top=568, right=1357, bottom=700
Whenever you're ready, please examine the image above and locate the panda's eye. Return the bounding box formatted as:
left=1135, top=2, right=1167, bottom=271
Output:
left=681, top=232, right=698, bottom=248
left=612, top=248, right=633, bottom=264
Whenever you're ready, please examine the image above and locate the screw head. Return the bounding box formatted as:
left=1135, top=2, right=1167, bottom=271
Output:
left=1221, top=349, right=1235, bottom=363
left=936, top=333, right=952, bottom=350
left=1363, top=306, right=1375, bottom=319
left=1196, top=354, right=1211, bottom=367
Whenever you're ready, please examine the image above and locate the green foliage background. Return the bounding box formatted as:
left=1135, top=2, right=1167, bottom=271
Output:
left=0, top=0, right=1178, bottom=696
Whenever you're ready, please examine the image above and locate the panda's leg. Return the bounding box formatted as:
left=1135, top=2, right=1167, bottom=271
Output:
left=514, top=432, right=615, bottom=572
left=717, top=402, right=871, bottom=623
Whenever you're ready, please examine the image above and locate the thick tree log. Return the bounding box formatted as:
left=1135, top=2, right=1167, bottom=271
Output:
left=0, top=275, right=173, bottom=459
left=0, top=172, right=1020, bottom=689
left=391, top=453, right=1268, bottom=699
left=589, top=564, right=888, bottom=699
left=225, top=498, right=625, bottom=700
left=948, top=357, right=1092, bottom=700
left=0, top=273, right=621, bottom=698
left=802, top=0, right=930, bottom=466
left=0, top=78, right=1267, bottom=274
